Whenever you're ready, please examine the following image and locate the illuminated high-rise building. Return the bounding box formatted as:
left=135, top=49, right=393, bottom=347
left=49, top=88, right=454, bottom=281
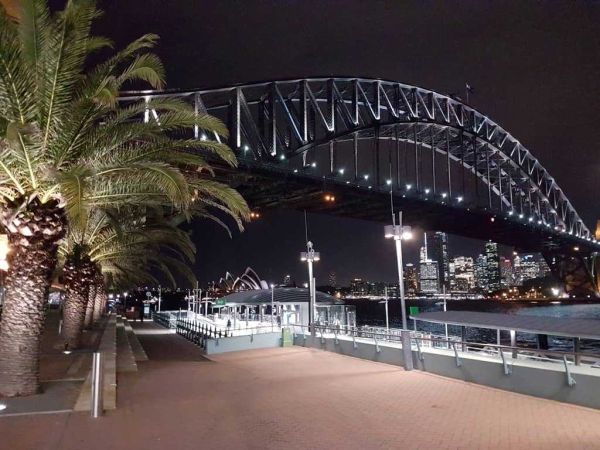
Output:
left=427, top=232, right=450, bottom=290
left=475, top=254, right=488, bottom=291
left=485, top=241, right=501, bottom=291
left=404, top=263, right=418, bottom=295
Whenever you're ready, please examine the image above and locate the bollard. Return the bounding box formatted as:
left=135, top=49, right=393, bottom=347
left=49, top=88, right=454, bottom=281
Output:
left=401, top=331, right=413, bottom=371
left=91, top=352, right=103, bottom=418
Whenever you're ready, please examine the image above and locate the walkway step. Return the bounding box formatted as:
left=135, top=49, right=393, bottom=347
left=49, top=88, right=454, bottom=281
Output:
left=74, top=314, right=117, bottom=411
left=124, top=320, right=149, bottom=362
left=116, top=317, right=138, bottom=373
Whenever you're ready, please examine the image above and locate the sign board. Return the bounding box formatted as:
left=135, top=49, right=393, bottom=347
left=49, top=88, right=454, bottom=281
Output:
left=146, top=291, right=152, bottom=298
left=409, top=306, right=420, bottom=316
left=215, top=299, right=226, bottom=306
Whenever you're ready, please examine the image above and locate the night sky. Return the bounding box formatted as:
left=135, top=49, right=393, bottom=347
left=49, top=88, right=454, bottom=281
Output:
left=93, top=1, right=600, bottom=287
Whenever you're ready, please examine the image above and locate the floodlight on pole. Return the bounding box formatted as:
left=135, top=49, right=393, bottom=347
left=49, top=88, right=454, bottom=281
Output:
left=300, top=241, right=320, bottom=336
left=384, top=211, right=412, bottom=330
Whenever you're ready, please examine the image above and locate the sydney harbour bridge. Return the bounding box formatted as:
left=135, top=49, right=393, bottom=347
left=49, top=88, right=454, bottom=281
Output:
left=120, top=77, right=600, bottom=296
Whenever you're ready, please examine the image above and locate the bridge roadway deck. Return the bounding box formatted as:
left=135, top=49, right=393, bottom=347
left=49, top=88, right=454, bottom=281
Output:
left=2, top=321, right=600, bottom=449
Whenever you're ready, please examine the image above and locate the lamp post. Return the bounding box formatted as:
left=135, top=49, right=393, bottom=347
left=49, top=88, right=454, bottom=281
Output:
left=378, top=286, right=390, bottom=337
left=270, top=284, right=275, bottom=332
left=157, top=285, right=162, bottom=312
left=384, top=211, right=412, bottom=330
left=301, top=241, right=320, bottom=336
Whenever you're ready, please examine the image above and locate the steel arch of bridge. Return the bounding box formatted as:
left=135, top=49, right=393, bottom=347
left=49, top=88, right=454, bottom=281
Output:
left=121, top=77, right=596, bottom=247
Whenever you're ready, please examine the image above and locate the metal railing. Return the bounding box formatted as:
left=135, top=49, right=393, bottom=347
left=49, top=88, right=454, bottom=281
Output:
left=152, top=312, right=281, bottom=349
left=290, top=323, right=600, bottom=378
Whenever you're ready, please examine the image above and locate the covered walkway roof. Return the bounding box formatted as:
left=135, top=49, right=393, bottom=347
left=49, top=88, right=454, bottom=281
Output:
left=217, top=288, right=343, bottom=306
left=411, top=311, right=600, bottom=340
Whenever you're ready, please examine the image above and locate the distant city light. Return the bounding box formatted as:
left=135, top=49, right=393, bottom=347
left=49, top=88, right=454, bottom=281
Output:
left=424, top=188, right=430, bottom=194
left=441, top=193, right=447, bottom=198
left=457, top=196, right=463, bottom=202
left=280, top=154, right=286, bottom=160
left=339, top=168, right=345, bottom=175
left=243, top=145, right=249, bottom=151
left=406, top=184, right=412, bottom=190
left=311, top=162, right=317, bottom=168
left=200, top=133, right=207, bottom=141
left=364, top=174, right=369, bottom=180
left=386, top=179, right=392, bottom=185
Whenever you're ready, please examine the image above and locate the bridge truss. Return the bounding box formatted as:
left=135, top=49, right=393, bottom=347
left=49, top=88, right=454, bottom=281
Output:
left=121, top=78, right=599, bottom=295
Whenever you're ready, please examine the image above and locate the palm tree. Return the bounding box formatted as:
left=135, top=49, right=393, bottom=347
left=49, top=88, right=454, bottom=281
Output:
left=59, top=207, right=204, bottom=348
left=0, top=0, right=248, bottom=396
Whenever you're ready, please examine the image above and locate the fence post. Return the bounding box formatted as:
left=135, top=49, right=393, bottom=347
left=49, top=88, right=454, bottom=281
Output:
left=91, top=352, right=103, bottom=418
left=401, top=331, right=413, bottom=371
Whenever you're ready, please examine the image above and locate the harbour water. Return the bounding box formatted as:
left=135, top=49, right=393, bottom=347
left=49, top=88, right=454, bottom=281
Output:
left=346, top=299, right=600, bottom=353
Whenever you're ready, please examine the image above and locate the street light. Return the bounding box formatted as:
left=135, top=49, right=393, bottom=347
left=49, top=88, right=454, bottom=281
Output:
left=300, top=241, right=320, bottom=336
left=384, top=212, right=412, bottom=330
left=123, top=292, right=128, bottom=310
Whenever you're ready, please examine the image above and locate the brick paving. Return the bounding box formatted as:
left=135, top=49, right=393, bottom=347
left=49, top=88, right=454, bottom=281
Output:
left=2, top=321, right=600, bottom=449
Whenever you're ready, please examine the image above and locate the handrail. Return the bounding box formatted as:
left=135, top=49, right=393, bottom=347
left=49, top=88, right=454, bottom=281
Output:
left=290, top=324, right=597, bottom=368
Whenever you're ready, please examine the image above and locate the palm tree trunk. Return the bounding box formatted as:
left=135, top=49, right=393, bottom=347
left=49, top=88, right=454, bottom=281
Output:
left=84, top=282, right=96, bottom=329
left=61, top=256, right=94, bottom=349
left=92, top=277, right=105, bottom=322
left=0, top=197, right=66, bottom=397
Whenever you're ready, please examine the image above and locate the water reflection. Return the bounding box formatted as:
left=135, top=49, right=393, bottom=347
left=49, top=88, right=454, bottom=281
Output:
left=349, top=299, right=600, bottom=354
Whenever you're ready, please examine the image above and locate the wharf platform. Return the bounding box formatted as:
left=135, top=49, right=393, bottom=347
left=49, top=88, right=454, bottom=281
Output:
left=2, top=321, right=600, bottom=449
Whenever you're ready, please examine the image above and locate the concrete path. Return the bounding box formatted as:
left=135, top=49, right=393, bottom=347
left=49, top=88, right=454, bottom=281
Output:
left=2, top=321, right=600, bottom=449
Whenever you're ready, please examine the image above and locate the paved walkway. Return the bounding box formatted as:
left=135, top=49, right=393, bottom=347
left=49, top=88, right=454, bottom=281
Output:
left=2, top=321, right=600, bottom=449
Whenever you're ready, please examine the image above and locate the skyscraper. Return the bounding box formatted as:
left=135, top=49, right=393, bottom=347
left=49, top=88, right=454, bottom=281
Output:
left=427, top=232, right=450, bottom=290
left=513, top=254, right=541, bottom=285
left=475, top=254, right=488, bottom=291
left=451, top=256, right=475, bottom=293
left=419, top=233, right=440, bottom=294
left=485, top=241, right=501, bottom=291
left=499, top=256, right=512, bottom=288
left=404, top=263, right=418, bottom=295
left=419, top=260, right=439, bottom=294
